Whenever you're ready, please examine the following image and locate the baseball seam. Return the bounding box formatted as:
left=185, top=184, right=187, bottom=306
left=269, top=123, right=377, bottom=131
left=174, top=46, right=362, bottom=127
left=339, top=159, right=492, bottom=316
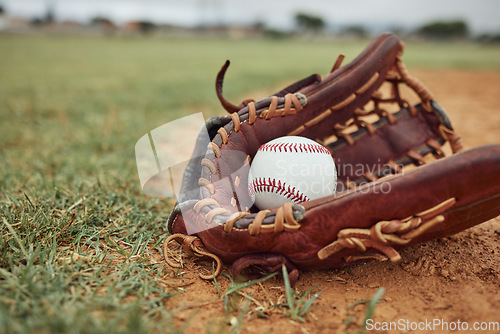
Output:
left=258, top=142, right=331, bottom=155
left=248, top=177, right=309, bottom=204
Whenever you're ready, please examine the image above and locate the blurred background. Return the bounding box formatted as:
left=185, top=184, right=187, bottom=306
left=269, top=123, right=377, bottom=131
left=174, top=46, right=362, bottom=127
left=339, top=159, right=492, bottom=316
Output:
left=1, top=0, right=500, bottom=40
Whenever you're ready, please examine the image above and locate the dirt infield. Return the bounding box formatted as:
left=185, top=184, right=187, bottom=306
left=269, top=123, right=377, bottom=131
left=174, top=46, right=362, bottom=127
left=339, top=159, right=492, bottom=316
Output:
left=164, top=70, right=500, bottom=334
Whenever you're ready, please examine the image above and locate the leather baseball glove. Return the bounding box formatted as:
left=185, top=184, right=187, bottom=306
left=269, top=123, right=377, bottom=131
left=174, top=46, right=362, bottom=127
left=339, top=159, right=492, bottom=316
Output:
left=164, top=33, right=500, bottom=285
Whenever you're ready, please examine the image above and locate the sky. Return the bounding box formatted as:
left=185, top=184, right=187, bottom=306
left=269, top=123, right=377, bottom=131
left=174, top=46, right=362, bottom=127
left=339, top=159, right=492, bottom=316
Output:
left=1, top=0, right=500, bottom=35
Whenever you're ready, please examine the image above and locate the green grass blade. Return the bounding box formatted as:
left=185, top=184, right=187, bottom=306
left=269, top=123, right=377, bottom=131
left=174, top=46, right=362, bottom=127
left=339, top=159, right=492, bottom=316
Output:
left=360, top=287, right=385, bottom=333
left=223, top=272, right=278, bottom=296
left=299, top=291, right=322, bottom=316
left=282, top=264, right=298, bottom=317
left=2, top=217, right=27, bottom=258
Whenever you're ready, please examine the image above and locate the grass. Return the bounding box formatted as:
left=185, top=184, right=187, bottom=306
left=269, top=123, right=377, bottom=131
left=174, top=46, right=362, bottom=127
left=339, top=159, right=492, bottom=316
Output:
left=0, top=32, right=499, bottom=333
left=281, top=265, right=321, bottom=322
left=344, top=287, right=385, bottom=334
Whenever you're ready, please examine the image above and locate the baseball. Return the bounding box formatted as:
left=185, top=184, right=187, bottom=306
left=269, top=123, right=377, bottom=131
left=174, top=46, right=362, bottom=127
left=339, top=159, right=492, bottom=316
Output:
left=248, top=136, right=337, bottom=210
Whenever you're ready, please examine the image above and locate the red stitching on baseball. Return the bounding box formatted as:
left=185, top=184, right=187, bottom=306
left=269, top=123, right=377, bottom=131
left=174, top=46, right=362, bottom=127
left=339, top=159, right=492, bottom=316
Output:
left=248, top=177, right=309, bottom=204
left=258, top=141, right=331, bottom=156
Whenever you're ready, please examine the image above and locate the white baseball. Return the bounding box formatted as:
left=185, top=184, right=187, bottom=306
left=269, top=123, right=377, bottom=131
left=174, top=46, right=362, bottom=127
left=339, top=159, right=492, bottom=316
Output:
left=248, top=136, right=337, bottom=210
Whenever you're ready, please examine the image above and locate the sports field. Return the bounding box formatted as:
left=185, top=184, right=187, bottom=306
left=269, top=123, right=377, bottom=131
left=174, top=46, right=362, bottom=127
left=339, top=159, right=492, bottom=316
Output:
left=1, top=33, right=499, bottom=333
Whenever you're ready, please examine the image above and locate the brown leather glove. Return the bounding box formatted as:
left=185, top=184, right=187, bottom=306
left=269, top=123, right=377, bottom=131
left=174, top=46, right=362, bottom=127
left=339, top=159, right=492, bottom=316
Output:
left=164, top=33, right=500, bottom=285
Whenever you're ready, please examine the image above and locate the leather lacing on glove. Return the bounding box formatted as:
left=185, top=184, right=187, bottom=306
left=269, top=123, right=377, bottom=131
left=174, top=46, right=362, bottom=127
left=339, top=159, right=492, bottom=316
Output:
left=317, top=197, right=457, bottom=262
left=163, top=233, right=223, bottom=280
left=164, top=197, right=457, bottom=280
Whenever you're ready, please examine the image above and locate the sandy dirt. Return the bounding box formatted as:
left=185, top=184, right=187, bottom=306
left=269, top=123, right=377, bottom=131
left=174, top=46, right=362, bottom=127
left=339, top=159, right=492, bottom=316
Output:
left=161, top=70, right=500, bottom=334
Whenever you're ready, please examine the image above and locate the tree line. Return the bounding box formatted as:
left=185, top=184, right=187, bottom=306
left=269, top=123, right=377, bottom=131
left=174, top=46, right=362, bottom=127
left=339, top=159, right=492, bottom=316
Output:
left=293, top=12, right=498, bottom=42
left=2, top=4, right=499, bottom=43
